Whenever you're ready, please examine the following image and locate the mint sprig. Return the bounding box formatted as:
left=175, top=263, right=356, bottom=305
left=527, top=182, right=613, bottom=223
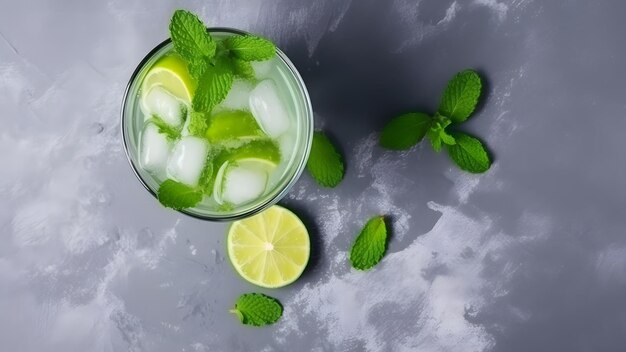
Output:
left=230, top=293, right=283, bottom=326
left=306, top=131, right=344, bottom=187
left=379, top=69, right=492, bottom=173
left=168, top=10, right=277, bottom=114
left=350, top=216, right=388, bottom=270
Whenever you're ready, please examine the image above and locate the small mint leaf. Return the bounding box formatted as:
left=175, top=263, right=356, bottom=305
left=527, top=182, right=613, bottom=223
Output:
left=427, top=128, right=443, bottom=152
left=379, top=112, right=431, bottom=150
left=446, top=132, right=491, bottom=173
left=427, top=115, right=455, bottom=152
left=438, top=70, right=482, bottom=123
left=350, top=216, right=388, bottom=270
left=169, top=10, right=216, bottom=62
left=440, top=130, right=456, bottom=145
left=231, top=293, right=282, bottom=326
left=224, top=35, right=276, bottom=61
left=157, top=179, right=203, bottom=210
left=306, top=131, right=344, bottom=188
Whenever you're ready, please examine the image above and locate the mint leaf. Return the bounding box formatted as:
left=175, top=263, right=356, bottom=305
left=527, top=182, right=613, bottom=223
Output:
left=230, top=293, right=282, bottom=326
left=187, top=111, right=209, bottom=136
left=446, top=132, right=491, bottom=173
left=232, top=59, right=255, bottom=79
left=192, top=58, right=234, bottom=112
left=380, top=112, right=431, bottom=150
left=169, top=10, right=216, bottom=62
left=306, top=131, right=344, bottom=188
left=426, top=115, right=455, bottom=152
left=429, top=131, right=456, bottom=152
left=157, top=179, right=203, bottom=210
left=350, top=216, right=388, bottom=271
left=438, top=70, right=482, bottom=123
left=224, top=35, right=276, bottom=61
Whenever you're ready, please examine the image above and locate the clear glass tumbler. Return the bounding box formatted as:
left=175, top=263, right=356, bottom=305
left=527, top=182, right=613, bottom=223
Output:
left=121, top=28, right=313, bottom=221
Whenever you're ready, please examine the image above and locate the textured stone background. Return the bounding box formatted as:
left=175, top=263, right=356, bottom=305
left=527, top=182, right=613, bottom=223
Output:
left=1, top=0, right=626, bottom=351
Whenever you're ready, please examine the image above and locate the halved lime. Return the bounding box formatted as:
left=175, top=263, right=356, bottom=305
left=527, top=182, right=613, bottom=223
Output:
left=227, top=206, right=310, bottom=288
left=141, top=54, right=196, bottom=106
left=206, top=110, right=264, bottom=142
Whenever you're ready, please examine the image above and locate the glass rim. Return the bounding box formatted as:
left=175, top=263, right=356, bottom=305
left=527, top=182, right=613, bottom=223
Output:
left=120, top=27, right=313, bottom=222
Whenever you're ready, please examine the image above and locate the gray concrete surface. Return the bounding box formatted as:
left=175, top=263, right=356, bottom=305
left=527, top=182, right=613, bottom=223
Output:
left=1, top=0, right=626, bottom=351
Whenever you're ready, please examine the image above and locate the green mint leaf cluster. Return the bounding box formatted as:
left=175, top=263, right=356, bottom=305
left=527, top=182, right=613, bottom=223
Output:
left=157, top=179, right=203, bottom=210
left=350, top=216, right=388, bottom=270
left=306, top=131, right=344, bottom=187
left=230, top=293, right=283, bottom=326
left=379, top=69, right=492, bottom=173
left=168, top=10, right=277, bottom=113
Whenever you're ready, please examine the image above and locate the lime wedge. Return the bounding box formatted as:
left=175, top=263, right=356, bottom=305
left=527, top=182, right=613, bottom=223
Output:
left=141, top=54, right=196, bottom=107
left=227, top=206, right=310, bottom=288
left=214, top=139, right=281, bottom=167
left=206, top=110, right=265, bottom=142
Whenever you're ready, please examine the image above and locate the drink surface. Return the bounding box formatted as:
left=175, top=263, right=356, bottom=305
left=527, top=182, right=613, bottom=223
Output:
left=123, top=31, right=310, bottom=218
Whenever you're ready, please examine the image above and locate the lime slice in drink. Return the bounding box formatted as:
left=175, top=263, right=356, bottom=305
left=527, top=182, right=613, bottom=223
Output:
left=141, top=54, right=196, bottom=107
left=227, top=205, right=310, bottom=288
left=214, top=139, right=281, bottom=167
left=206, top=110, right=264, bottom=142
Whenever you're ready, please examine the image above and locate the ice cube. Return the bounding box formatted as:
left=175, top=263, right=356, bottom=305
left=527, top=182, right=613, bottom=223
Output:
left=215, top=79, right=254, bottom=112
left=251, top=59, right=274, bottom=80
left=139, top=123, right=171, bottom=174
left=166, top=136, right=209, bottom=187
left=219, top=162, right=268, bottom=205
left=143, top=86, right=186, bottom=127
left=249, top=80, right=290, bottom=137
